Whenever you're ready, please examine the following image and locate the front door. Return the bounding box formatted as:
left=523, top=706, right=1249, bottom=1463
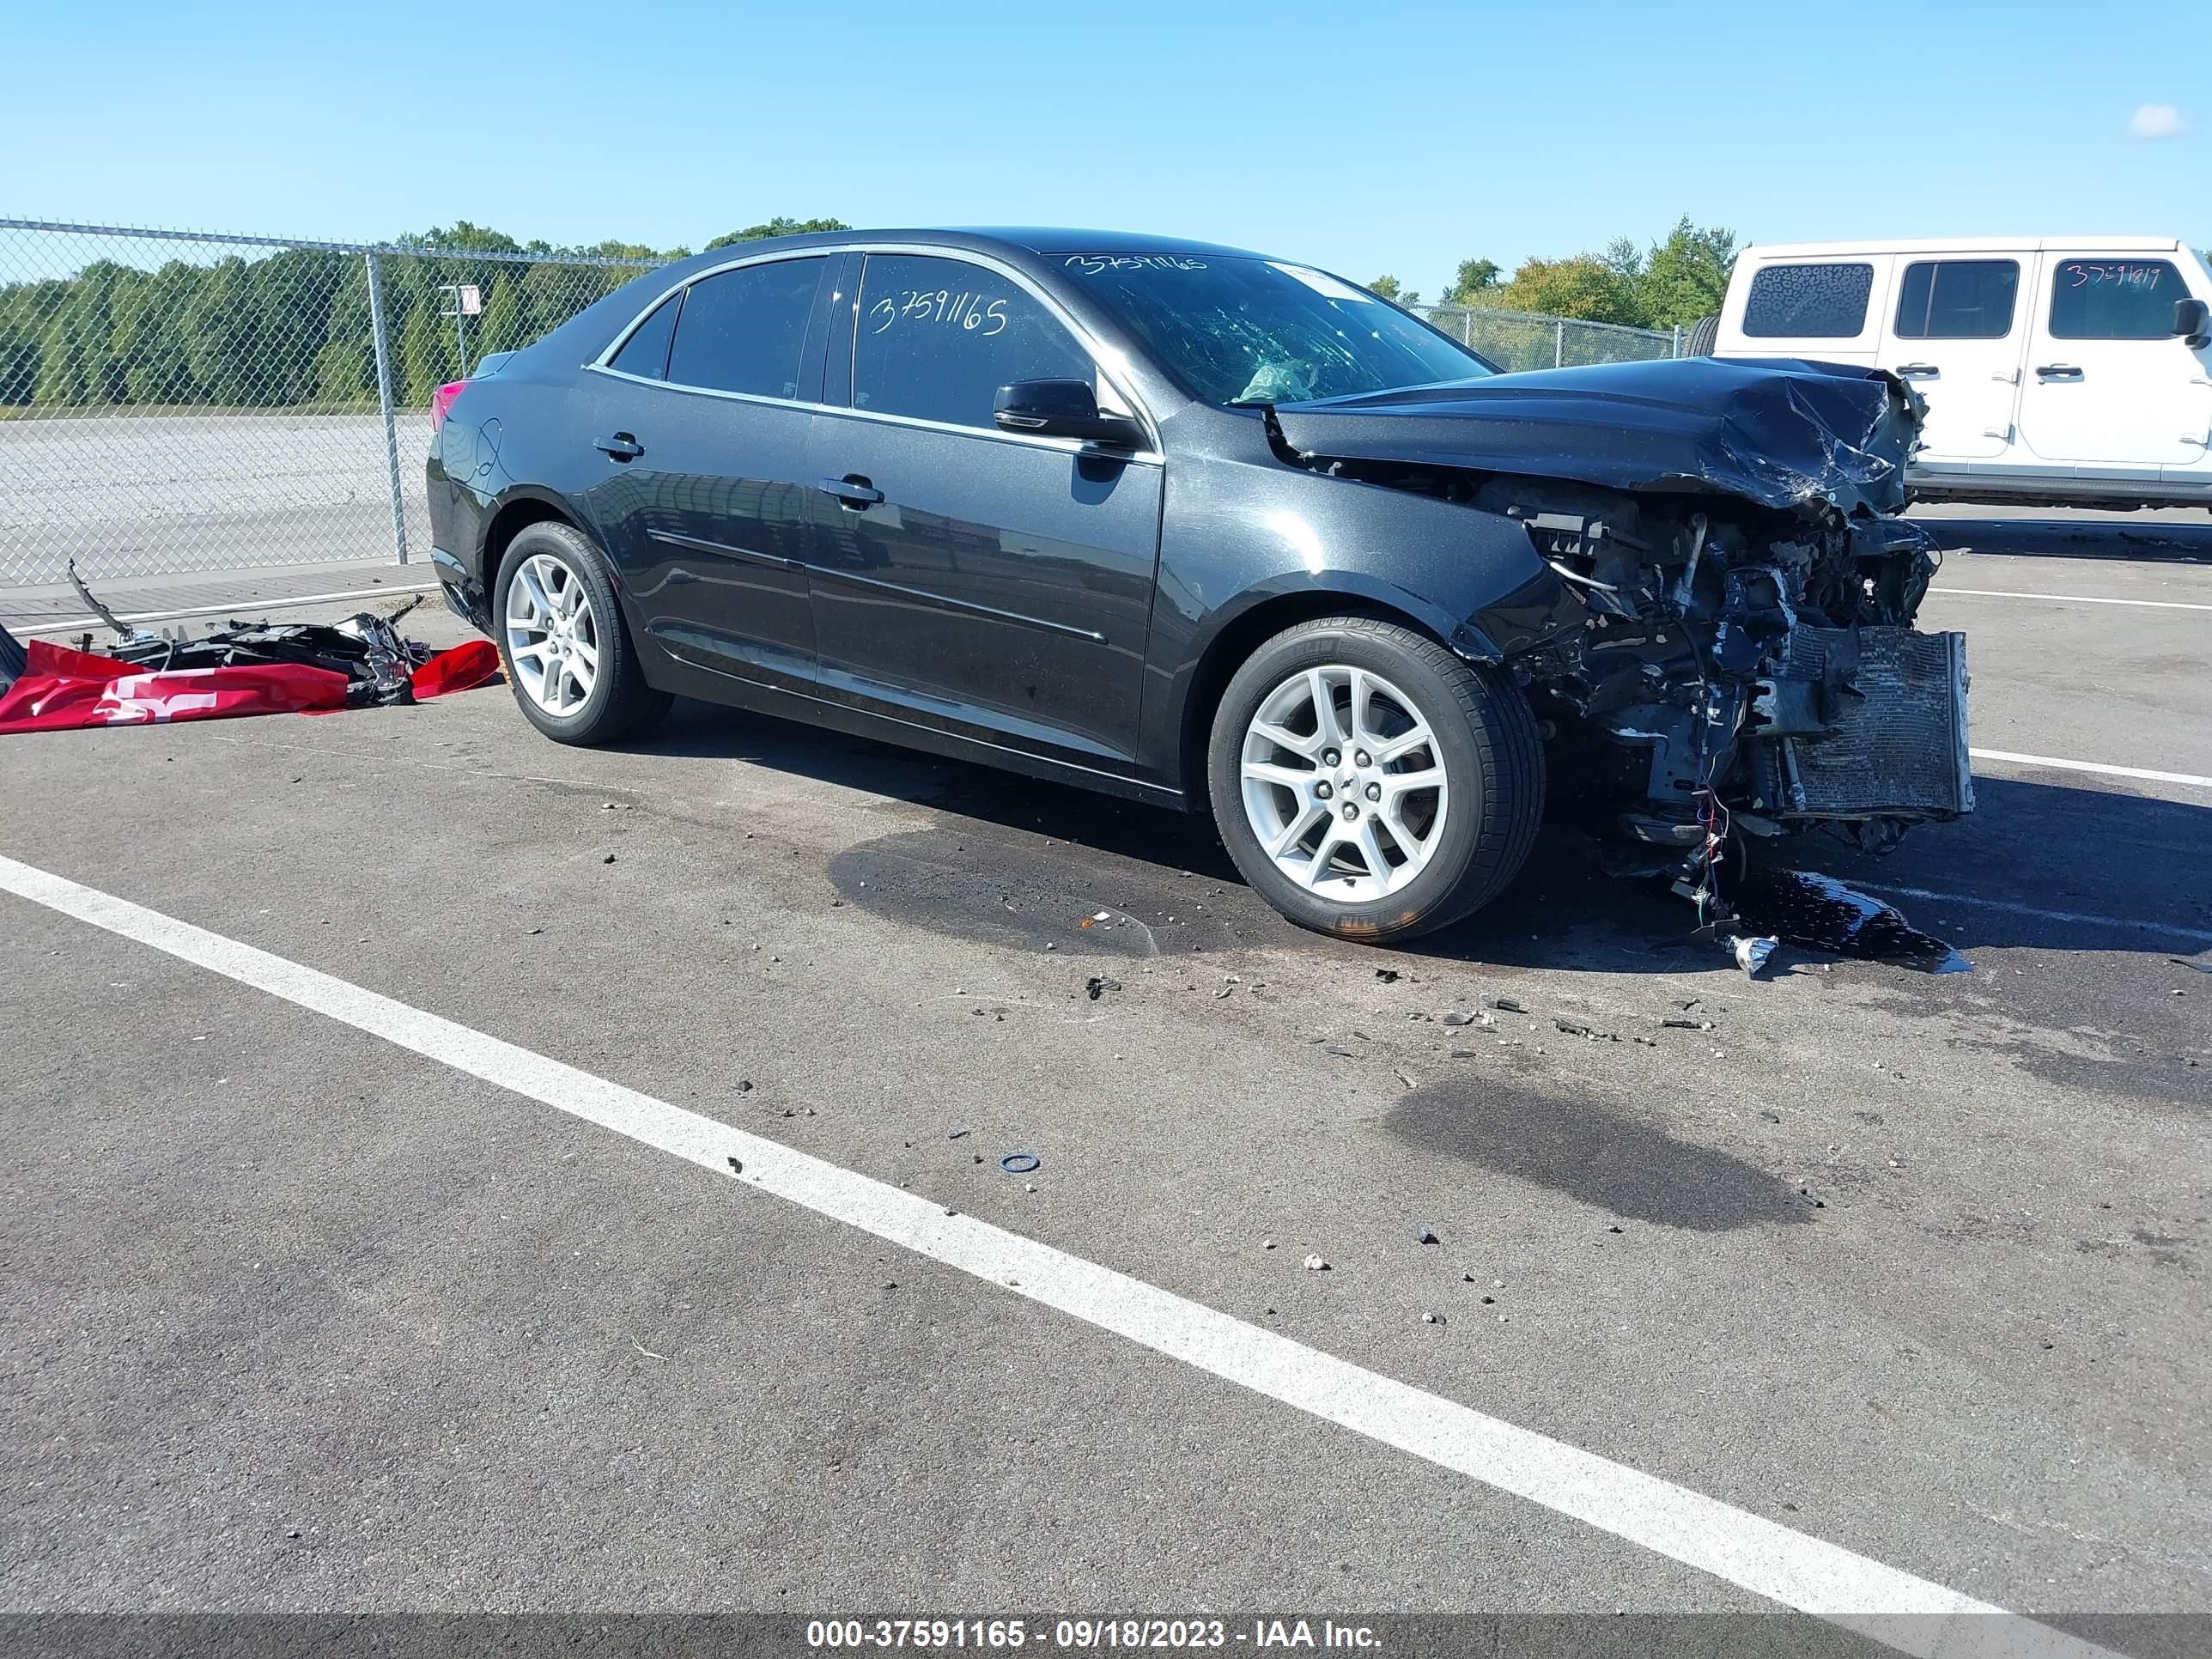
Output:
left=805, top=252, right=1162, bottom=767
left=2017, top=252, right=2203, bottom=478
left=1881, top=256, right=2023, bottom=462
left=582, top=255, right=832, bottom=690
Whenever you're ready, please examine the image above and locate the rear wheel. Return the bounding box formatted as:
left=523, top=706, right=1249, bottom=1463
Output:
left=495, top=521, right=671, bottom=745
left=1206, top=617, right=1544, bottom=942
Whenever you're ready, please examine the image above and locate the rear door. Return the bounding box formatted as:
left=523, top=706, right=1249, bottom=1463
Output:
left=803, top=250, right=1162, bottom=767
left=583, top=255, right=832, bottom=690
left=2018, top=251, right=2201, bottom=478
left=1880, top=257, right=2024, bottom=461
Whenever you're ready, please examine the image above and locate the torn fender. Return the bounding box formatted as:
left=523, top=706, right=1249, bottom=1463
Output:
left=1268, top=357, right=1924, bottom=519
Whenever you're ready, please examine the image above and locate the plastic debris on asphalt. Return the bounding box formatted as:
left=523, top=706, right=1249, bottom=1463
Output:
left=0, top=568, right=499, bottom=736
left=1725, top=934, right=1779, bottom=978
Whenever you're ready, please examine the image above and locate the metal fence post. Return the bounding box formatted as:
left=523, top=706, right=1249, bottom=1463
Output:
left=1554, top=320, right=1565, bottom=368
left=1461, top=313, right=1471, bottom=347
left=364, top=251, right=410, bottom=566
left=1673, top=325, right=1682, bottom=359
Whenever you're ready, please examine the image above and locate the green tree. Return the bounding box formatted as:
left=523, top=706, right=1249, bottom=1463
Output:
left=0, top=282, right=45, bottom=404
left=1367, top=275, right=1420, bottom=306
left=109, top=263, right=200, bottom=404
left=177, top=258, right=264, bottom=404
left=403, top=220, right=524, bottom=255
left=704, top=216, right=849, bottom=250
left=398, top=301, right=448, bottom=404
left=1497, top=253, right=1645, bottom=325
left=1442, top=258, right=1502, bottom=306
left=245, top=246, right=347, bottom=404
left=1634, top=217, right=1739, bottom=327
left=33, top=258, right=128, bottom=405
left=476, top=273, right=526, bottom=355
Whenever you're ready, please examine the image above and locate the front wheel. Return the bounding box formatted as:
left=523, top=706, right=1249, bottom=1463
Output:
left=1206, top=617, right=1544, bottom=942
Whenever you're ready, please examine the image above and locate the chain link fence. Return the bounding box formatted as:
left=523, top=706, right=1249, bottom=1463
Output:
left=1412, top=304, right=1681, bottom=372
left=2, top=219, right=1686, bottom=591
left=0, top=219, right=656, bottom=586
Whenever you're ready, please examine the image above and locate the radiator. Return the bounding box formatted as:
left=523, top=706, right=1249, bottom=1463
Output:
left=1753, top=627, right=1973, bottom=819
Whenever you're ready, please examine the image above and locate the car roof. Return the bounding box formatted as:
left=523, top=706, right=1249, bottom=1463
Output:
left=944, top=228, right=1267, bottom=258
left=1743, top=235, right=2186, bottom=258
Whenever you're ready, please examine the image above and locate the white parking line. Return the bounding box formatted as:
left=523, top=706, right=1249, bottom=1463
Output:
left=1932, top=586, right=2212, bottom=612
left=0, top=852, right=2115, bottom=1659
left=1971, top=749, right=2212, bottom=792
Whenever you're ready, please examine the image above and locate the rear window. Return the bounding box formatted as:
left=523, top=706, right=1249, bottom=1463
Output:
left=665, top=257, right=826, bottom=398
left=608, top=292, right=680, bottom=379
left=2049, top=259, right=2184, bottom=340
left=1894, top=259, right=2018, bottom=339
left=1742, top=263, right=1874, bottom=338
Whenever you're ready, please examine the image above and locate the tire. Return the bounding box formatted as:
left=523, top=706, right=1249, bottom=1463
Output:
left=1682, top=313, right=1721, bottom=357
left=494, top=520, right=672, bottom=745
left=1206, top=617, right=1544, bottom=943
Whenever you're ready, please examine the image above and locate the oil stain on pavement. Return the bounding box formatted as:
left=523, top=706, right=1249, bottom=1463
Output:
left=1386, top=1083, right=1815, bottom=1231
left=827, top=826, right=1251, bottom=957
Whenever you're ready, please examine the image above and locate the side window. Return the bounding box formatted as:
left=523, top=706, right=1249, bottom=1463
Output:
left=665, top=257, right=826, bottom=398
left=852, top=253, right=1093, bottom=429
left=1742, top=263, right=1875, bottom=338
left=2049, top=259, right=2184, bottom=340
left=1894, top=259, right=2018, bottom=339
left=607, top=291, right=681, bottom=380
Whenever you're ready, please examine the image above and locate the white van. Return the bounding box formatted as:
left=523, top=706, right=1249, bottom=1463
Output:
left=1709, top=238, right=2212, bottom=510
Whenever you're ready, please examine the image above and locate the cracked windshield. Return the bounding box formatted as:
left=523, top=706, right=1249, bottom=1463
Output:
left=1060, top=253, right=1493, bottom=405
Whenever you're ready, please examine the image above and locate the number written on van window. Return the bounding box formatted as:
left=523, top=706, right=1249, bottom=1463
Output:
left=2049, top=259, right=2185, bottom=340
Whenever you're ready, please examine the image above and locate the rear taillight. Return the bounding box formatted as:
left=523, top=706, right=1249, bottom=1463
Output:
left=429, top=380, right=467, bottom=432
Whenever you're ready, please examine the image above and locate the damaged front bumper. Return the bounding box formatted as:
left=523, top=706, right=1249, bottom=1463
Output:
left=1503, top=472, right=1972, bottom=870
left=1269, top=360, right=1973, bottom=891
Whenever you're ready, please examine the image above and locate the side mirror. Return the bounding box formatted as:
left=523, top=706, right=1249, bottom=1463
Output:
left=993, top=380, right=1146, bottom=448
left=2174, top=298, right=2210, bottom=348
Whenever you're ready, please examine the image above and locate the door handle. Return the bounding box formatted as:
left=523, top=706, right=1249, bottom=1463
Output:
left=593, top=432, right=644, bottom=460
left=1893, top=363, right=1941, bottom=380
left=820, top=475, right=884, bottom=508
left=2034, top=364, right=2084, bottom=380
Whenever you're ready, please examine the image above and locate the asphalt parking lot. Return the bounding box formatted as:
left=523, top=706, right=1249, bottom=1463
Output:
left=2, top=515, right=2207, bottom=1656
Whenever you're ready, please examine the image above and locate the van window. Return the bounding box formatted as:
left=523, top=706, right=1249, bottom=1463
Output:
left=2049, top=259, right=2184, bottom=340
left=1894, top=260, right=2018, bottom=339
left=1742, top=264, right=1874, bottom=338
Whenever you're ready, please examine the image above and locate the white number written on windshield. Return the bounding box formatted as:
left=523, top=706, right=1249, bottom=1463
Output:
left=1062, top=254, right=1206, bottom=276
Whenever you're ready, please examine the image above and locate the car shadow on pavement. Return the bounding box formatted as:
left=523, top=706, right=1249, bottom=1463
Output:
left=627, top=701, right=2209, bottom=971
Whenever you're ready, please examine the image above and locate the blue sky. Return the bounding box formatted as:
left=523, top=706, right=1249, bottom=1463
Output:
left=0, top=0, right=2199, bottom=293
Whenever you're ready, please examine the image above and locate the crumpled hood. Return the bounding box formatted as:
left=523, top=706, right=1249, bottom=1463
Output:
left=1269, top=357, right=1923, bottom=517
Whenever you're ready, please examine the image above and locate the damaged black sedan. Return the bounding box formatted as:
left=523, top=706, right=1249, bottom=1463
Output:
left=428, top=229, right=1969, bottom=941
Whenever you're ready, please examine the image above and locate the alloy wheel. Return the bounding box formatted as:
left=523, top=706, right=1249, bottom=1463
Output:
left=1239, top=664, right=1449, bottom=902
left=505, top=551, right=599, bottom=717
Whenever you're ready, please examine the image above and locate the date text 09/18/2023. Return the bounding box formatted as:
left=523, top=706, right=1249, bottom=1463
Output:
left=805, top=1618, right=1383, bottom=1650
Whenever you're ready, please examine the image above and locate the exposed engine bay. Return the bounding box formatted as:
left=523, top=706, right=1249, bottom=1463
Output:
left=1494, top=481, right=1971, bottom=902
left=1262, top=363, right=1972, bottom=916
